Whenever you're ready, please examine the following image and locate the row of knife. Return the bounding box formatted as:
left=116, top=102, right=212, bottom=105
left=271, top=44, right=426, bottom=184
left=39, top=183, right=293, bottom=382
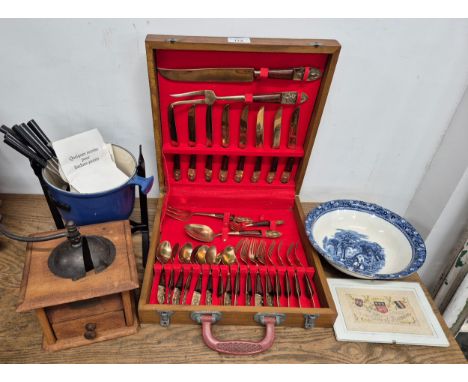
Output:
left=173, top=154, right=296, bottom=184
left=169, top=103, right=301, bottom=149
left=170, top=104, right=301, bottom=183
left=155, top=263, right=316, bottom=308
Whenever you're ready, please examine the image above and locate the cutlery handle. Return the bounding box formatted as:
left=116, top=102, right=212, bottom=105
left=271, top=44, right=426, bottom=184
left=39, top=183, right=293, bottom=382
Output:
left=194, top=212, right=225, bottom=219
left=228, top=230, right=262, bottom=237
left=168, top=105, right=178, bottom=146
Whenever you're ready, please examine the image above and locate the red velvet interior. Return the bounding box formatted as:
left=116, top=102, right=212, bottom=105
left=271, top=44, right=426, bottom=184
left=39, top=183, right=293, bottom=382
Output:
left=150, top=48, right=330, bottom=308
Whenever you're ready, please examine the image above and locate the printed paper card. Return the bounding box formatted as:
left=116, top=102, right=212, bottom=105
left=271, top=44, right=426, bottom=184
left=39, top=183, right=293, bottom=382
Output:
left=52, top=129, right=128, bottom=193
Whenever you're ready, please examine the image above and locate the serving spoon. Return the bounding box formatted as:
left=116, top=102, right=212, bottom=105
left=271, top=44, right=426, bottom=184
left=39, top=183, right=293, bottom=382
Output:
left=184, top=223, right=282, bottom=242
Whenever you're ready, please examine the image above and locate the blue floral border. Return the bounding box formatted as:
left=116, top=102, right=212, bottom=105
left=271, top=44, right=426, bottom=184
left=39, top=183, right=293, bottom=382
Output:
left=305, top=199, right=426, bottom=279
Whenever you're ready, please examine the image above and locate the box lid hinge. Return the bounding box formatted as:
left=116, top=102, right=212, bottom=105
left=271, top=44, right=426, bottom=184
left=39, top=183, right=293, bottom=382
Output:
left=304, top=314, right=319, bottom=329
left=158, top=310, right=174, bottom=327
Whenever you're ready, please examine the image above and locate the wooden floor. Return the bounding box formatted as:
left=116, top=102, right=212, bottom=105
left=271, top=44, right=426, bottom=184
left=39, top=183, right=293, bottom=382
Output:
left=0, top=194, right=465, bottom=363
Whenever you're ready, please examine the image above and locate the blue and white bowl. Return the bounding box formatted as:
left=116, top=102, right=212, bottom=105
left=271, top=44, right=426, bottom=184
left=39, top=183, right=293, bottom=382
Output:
left=305, top=200, right=426, bottom=279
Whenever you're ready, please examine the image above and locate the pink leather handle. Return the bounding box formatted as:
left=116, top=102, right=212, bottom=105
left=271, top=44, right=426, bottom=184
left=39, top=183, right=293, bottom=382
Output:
left=200, top=315, right=276, bottom=355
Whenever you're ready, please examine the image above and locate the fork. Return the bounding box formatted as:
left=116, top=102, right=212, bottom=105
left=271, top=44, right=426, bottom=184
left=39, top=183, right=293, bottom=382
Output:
left=166, top=205, right=252, bottom=223
left=170, top=90, right=308, bottom=107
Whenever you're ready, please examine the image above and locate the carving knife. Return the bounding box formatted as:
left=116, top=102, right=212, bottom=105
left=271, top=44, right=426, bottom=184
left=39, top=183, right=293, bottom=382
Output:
left=219, top=155, right=229, bottom=182
left=159, top=67, right=322, bottom=82
left=188, top=105, right=196, bottom=147
left=188, top=154, right=196, bottom=181
left=251, top=106, right=264, bottom=183
left=205, top=155, right=213, bottom=182
left=222, top=104, right=230, bottom=147
left=181, top=267, right=193, bottom=305
left=206, top=105, right=213, bottom=147
left=171, top=268, right=184, bottom=305
left=191, top=271, right=203, bottom=305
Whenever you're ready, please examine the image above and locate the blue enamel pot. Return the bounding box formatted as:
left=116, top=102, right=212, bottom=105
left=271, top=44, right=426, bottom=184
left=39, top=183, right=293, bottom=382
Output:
left=42, top=144, right=154, bottom=226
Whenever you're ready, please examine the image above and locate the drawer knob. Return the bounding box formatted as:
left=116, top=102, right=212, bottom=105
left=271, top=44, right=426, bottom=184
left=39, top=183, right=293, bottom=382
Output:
left=85, top=323, right=97, bottom=331
left=84, top=322, right=97, bottom=340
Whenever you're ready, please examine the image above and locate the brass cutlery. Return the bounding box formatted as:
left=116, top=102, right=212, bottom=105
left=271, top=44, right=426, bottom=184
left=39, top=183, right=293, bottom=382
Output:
left=170, top=90, right=308, bottom=106
left=159, top=67, right=322, bottom=82
left=184, top=223, right=282, bottom=242
left=166, top=205, right=252, bottom=223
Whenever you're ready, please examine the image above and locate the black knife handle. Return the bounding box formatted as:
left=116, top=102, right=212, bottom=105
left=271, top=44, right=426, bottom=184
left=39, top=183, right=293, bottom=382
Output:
left=207, top=270, right=213, bottom=293
left=4, top=134, right=47, bottom=168
left=175, top=269, right=184, bottom=289
left=168, top=105, right=178, bottom=145
left=246, top=270, right=252, bottom=297
left=266, top=271, right=274, bottom=296
left=255, top=271, right=263, bottom=294
left=284, top=271, right=291, bottom=297
left=275, top=271, right=282, bottom=296
left=159, top=267, right=166, bottom=287
left=194, top=272, right=203, bottom=294
left=168, top=269, right=175, bottom=290
left=27, top=119, right=54, bottom=152
left=19, top=123, right=54, bottom=160
left=217, top=271, right=224, bottom=297
left=188, top=105, right=196, bottom=146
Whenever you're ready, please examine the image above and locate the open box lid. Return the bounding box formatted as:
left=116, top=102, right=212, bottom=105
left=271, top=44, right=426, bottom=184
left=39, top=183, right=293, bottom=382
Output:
left=145, top=35, right=340, bottom=198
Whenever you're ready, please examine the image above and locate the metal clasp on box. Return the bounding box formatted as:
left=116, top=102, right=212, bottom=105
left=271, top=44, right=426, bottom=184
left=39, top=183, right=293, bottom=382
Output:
left=158, top=311, right=174, bottom=327
left=304, top=314, right=319, bottom=329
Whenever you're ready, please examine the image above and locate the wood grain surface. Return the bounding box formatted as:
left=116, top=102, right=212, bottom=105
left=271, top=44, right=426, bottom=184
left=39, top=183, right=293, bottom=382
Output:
left=0, top=194, right=465, bottom=363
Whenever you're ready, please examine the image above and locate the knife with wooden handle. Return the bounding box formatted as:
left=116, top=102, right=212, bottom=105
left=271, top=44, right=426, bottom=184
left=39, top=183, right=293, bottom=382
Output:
left=239, top=105, right=249, bottom=148
left=287, top=107, right=299, bottom=149
left=188, top=154, right=196, bottom=181
left=181, top=267, right=193, bottom=305
left=251, top=107, right=264, bottom=183
left=206, top=269, right=213, bottom=305
left=254, top=271, right=264, bottom=306
left=159, top=67, right=322, bottom=82
left=223, top=268, right=232, bottom=306
left=222, top=104, right=230, bottom=148
left=219, top=155, right=229, bottom=182
left=191, top=271, right=203, bottom=305
left=234, top=156, right=245, bottom=183
left=205, top=155, right=213, bottom=182
left=171, top=269, right=184, bottom=305
left=188, top=105, right=196, bottom=147
left=280, top=157, right=295, bottom=184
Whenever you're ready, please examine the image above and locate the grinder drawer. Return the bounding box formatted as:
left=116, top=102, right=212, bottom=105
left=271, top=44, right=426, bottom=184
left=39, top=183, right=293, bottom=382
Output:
left=52, top=310, right=126, bottom=340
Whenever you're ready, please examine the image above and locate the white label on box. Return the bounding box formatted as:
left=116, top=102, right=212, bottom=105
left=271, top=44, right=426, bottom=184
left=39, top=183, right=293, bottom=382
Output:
left=228, top=37, right=251, bottom=44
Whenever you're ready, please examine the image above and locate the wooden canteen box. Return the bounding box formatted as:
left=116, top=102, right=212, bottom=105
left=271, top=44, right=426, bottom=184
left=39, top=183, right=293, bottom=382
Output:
left=139, top=35, right=341, bottom=355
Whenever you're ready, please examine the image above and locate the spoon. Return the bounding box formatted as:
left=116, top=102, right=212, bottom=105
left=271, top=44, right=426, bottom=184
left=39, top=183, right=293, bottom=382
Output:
left=157, top=240, right=172, bottom=264
left=185, top=223, right=281, bottom=242
left=179, top=242, right=193, bottom=263
left=221, top=246, right=237, bottom=265
left=194, top=245, right=209, bottom=264
left=206, top=246, right=221, bottom=265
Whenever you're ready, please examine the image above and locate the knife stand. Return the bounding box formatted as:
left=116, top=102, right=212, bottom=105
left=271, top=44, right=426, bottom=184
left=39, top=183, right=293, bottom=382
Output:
left=16, top=220, right=139, bottom=351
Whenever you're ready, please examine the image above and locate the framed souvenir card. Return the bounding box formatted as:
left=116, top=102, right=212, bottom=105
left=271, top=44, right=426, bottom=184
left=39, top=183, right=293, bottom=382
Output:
left=327, top=278, right=449, bottom=347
